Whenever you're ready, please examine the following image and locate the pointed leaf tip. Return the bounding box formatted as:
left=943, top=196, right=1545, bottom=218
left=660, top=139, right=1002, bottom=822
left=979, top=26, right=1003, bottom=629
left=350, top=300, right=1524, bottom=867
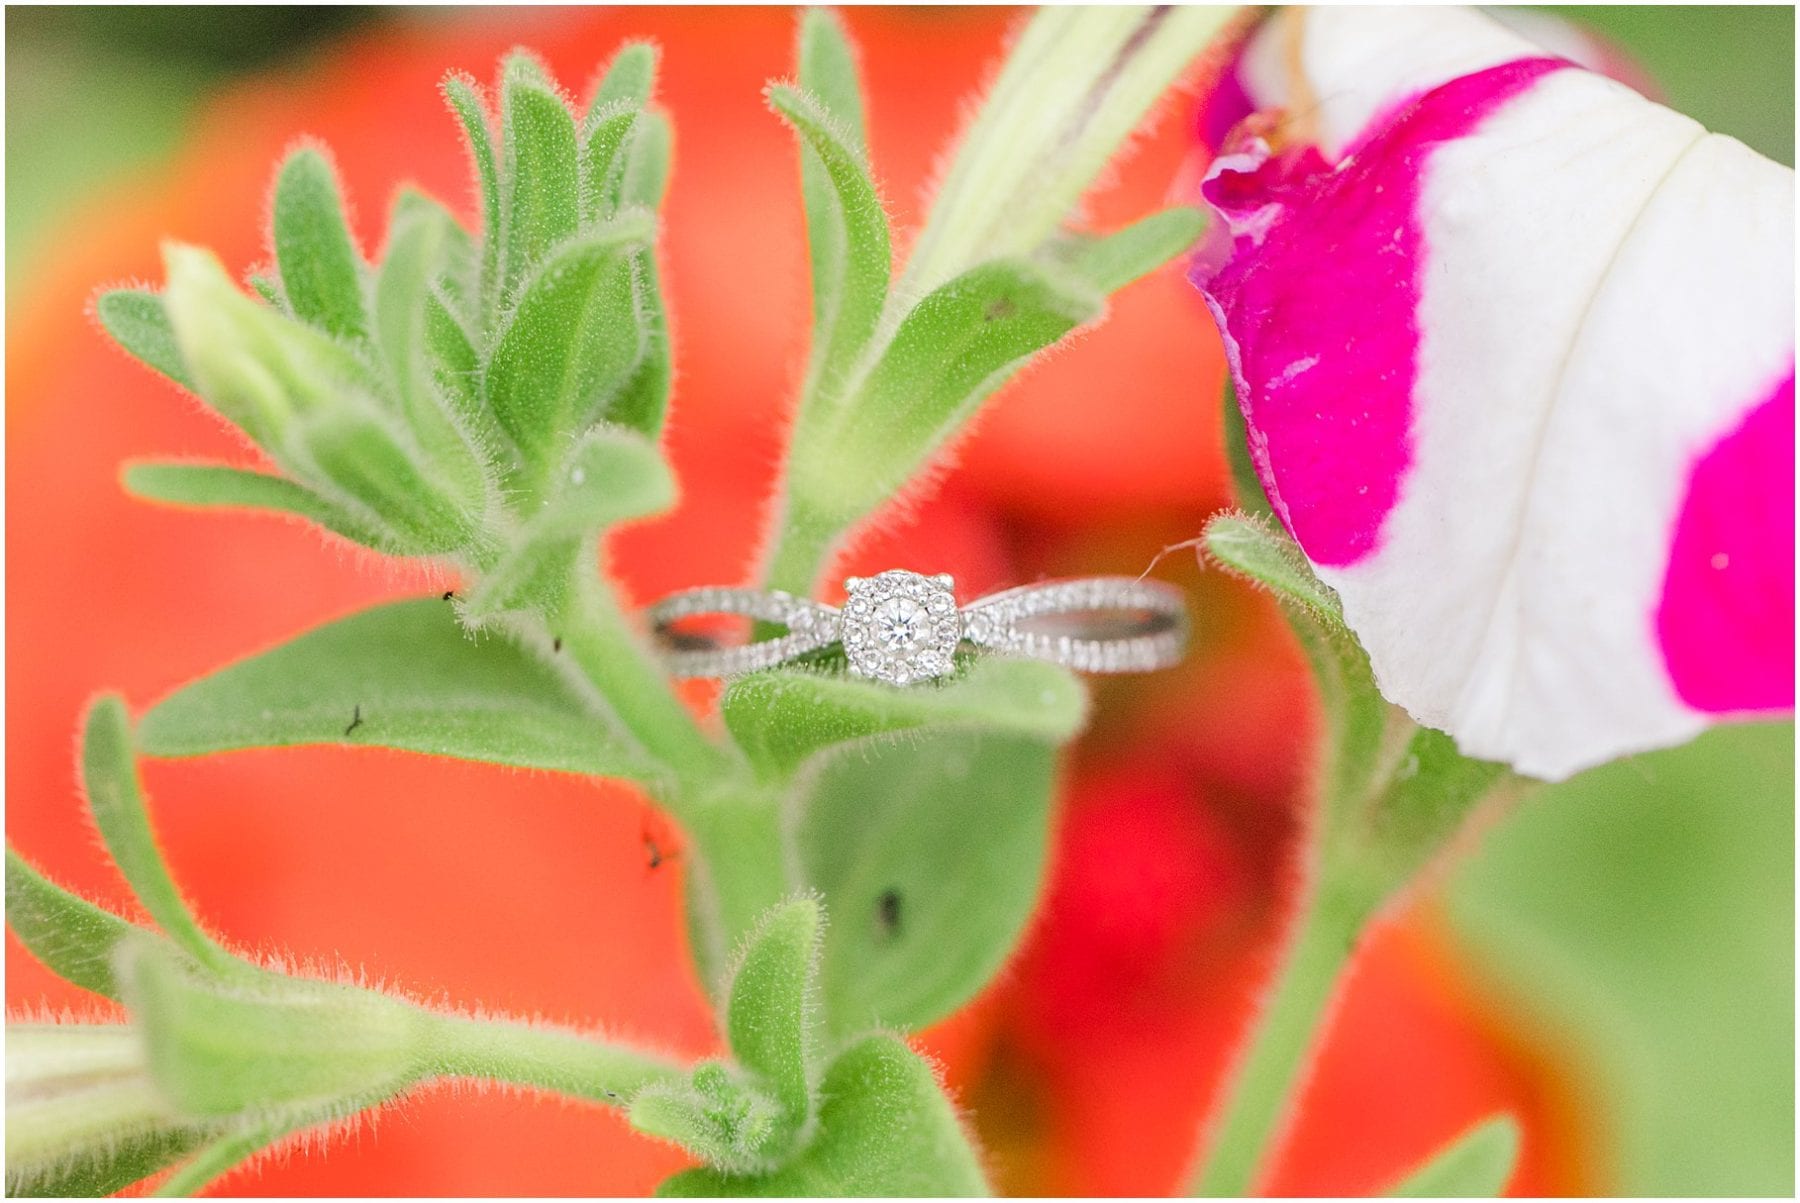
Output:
left=81, top=695, right=239, bottom=977
left=591, top=40, right=659, bottom=113
left=5, top=848, right=149, bottom=1001
left=271, top=146, right=369, bottom=341
left=725, top=897, right=823, bottom=1129
left=95, top=289, right=193, bottom=389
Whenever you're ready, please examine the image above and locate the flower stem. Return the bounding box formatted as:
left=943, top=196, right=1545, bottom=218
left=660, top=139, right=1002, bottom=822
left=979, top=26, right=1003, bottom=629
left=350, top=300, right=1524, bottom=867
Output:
left=1188, top=717, right=1515, bottom=1196
left=678, top=789, right=793, bottom=991
left=425, top=1014, right=688, bottom=1106
left=556, top=568, right=734, bottom=792
left=1190, top=873, right=1372, bottom=1196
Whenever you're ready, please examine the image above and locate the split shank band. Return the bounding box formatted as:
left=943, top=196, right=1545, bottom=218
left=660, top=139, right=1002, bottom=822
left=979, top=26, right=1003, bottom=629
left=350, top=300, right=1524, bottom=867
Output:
left=647, top=569, right=1188, bottom=686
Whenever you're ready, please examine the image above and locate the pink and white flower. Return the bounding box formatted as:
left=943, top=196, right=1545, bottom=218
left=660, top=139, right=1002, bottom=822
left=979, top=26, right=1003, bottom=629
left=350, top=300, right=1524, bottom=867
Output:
left=1192, top=6, right=1794, bottom=781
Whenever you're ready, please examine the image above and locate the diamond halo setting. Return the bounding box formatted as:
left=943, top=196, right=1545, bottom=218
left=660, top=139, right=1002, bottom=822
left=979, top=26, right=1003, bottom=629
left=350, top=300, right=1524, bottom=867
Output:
left=841, top=570, right=961, bottom=684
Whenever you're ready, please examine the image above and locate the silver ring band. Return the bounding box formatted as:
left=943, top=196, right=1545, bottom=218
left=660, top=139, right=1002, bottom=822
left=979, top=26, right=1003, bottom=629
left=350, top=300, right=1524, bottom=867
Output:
left=647, top=570, right=1188, bottom=685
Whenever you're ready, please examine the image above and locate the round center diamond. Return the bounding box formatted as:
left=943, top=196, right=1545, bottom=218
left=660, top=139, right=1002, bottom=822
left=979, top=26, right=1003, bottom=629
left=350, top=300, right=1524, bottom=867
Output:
left=874, top=596, right=931, bottom=653
left=841, top=569, right=962, bottom=685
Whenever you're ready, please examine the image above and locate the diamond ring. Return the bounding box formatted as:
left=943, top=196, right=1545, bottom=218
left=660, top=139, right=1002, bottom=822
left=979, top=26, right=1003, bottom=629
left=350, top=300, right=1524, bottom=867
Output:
left=646, top=570, right=1189, bottom=686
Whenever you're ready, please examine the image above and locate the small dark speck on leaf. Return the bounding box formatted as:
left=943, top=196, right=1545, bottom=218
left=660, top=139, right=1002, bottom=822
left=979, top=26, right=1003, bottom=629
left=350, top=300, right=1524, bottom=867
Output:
left=442, top=590, right=457, bottom=601
left=553, top=636, right=563, bottom=653
left=877, top=888, right=902, bottom=938
left=984, top=297, right=1017, bottom=322
left=344, top=705, right=364, bottom=737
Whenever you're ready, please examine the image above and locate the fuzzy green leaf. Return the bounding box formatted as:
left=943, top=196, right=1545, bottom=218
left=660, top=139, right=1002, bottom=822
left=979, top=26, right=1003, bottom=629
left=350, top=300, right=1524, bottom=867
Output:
left=424, top=290, right=487, bottom=430
left=442, top=74, right=501, bottom=314
left=5, top=849, right=151, bottom=1001
left=499, top=62, right=582, bottom=299
left=392, top=189, right=477, bottom=301
left=137, top=598, right=658, bottom=780
left=604, top=109, right=676, bottom=438
left=467, top=426, right=675, bottom=618
left=619, top=110, right=673, bottom=212
left=612, top=249, right=672, bottom=437
left=794, top=258, right=1097, bottom=524
left=631, top=1062, right=787, bottom=1176
left=119, top=938, right=425, bottom=1120
left=657, top=1034, right=987, bottom=1196
left=297, top=407, right=478, bottom=553
left=722, top=657, right=1085, bottom=780
left=1386, top=1116, right=1520, bottom=1197
left=485, top=216, right=653, bottom=479
left=724, top=899, right=821, bottom=1141
left=581, top=103, right=642, bottom=223
left=770, top=82, right=889, bottom=418
left=789, top=730, right=1059, bottom=1035
left=1056, top=204, right=1207, bottom=294
left=121, top=461, right=389, bottom=549
left=374, top=195, right=454, bottom=420
left=94, top=289, right=193, bottom=388
left=590, top=41, right=658, bottom=114
left=271, top=148, right=368, bottom=340
left=614, top=118, right=675, bottom=439
left=1221, top=375, right=1276, bottom=518
left=10, top=1115, right=202, bottom=1199
left=81, top=696, right=238, bottom=976
left=161, top=244, right=379, bottom=455
left=1202, top=511, right=1343, bottom=624
left=796, top=9, right=865, bottom=147
left=4, top=1025, right=205, bottom=1198
left=369, top=194, right=491, bottom=512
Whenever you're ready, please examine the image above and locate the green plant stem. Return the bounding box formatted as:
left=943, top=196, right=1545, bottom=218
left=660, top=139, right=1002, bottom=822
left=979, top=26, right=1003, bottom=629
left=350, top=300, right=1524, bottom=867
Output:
left=1190, top=872, right=1373, bottom=1196
left=147, top=1016, right=691, bottom=1195
left=426, top=1013, right=687, bottom=1105
left=679, top=792, right=793, bottom=992
left=1188, top=717, right=1514, bottom=1196
left=557, top=570, right=734, bottom=790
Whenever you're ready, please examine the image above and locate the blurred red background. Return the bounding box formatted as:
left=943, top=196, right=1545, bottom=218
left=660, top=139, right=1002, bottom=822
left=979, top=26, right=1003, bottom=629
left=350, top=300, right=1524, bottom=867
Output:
left=7, top=8, right=1590, bottom=1194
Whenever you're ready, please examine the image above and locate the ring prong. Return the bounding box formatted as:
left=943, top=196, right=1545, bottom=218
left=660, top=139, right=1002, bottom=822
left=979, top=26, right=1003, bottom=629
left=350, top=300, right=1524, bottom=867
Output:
left=844, top=576, right=864, bottom=591
left=934, top=573, right=953, bottom=587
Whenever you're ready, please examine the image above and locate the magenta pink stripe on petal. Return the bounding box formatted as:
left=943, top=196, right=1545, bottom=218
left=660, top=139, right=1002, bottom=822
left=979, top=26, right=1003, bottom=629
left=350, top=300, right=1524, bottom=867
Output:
left=1193, top=57, right=1565, bottom=566
left=1656, top=369, right=1796, bottom=713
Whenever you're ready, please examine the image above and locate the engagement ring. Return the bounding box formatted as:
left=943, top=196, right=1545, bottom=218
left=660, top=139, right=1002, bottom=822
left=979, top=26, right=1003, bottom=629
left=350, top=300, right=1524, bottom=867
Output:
left=647, top=569, right=1189, bottom=686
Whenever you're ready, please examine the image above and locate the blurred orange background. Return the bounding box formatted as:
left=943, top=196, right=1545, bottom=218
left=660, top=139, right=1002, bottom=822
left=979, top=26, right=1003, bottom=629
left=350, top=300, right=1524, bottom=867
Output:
left=7, top=7, right=1789, bottom=1196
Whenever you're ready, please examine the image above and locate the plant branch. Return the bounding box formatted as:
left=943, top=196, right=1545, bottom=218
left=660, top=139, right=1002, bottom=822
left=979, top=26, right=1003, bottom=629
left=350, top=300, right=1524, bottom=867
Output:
left=1186, top=724, right=1514, bottom=1195
left=424, top=1013, right=688, bottom=1105
left=555, top=565, right=736, bottom=793
left=1188, top=872, right=1372, bottom=1196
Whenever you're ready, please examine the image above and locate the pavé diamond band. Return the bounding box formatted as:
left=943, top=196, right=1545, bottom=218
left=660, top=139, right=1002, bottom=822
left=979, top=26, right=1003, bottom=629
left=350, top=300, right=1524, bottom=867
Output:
left=647, top=569, right=1189, bottom=686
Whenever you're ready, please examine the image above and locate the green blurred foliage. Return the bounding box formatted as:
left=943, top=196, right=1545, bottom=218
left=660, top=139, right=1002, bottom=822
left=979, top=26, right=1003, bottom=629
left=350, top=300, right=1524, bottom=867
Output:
left=1451, top=724, right=1794, bottom=1194
left=5, top=7, right=381, bottom=285
left=1564, top=5, right=1794, bottom=165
